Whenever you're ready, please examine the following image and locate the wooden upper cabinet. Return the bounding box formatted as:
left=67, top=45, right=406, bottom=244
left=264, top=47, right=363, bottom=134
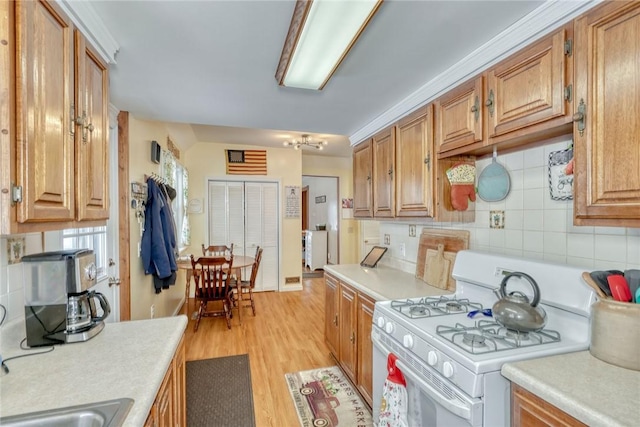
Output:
left=75, top=31, right=109, bottom=221
left=372, top=127, right=395, bottom=218
left=436, top=76, right=484, bottom=156
left=15, top=0, right=75, bottom=223
left=486, top=24, right=573, bottom=140
left=353, top=140, right=373, bottom=218
left=573, top=1, right=640, bottom=227
left=395, top=105, right=434, bottom=217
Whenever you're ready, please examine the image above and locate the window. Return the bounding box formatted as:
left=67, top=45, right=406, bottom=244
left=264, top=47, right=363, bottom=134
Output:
left=62, top=226, right=107, bottom=280
left=160, top=149, right=190, bottom=250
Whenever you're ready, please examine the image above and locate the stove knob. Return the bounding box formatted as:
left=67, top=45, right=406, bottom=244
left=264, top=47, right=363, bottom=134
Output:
left=443, top=361, right=455, bottom=378
left=402, top=335, right=414, bottom=349
left=377, top=316, right=385, bottom=328
left=384, top=322, right=395, bottom=334
left=427, top=351, right=438, bottom=366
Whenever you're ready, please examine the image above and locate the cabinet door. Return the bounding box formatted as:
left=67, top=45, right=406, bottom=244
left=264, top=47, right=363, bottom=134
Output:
left=573, top=1, right=640, bottom=227
left=356, top=292, right=375, bottom=408
left=338, top=283, right=357, bottom=383
left=487, top=25, right=572, bottom=139
left=395, top=105, right=434, bottom=217
left=436, top=76, right=484, bottom=156
left=512, top=384, right=587, bottom=427
left=75, top=31, right=109, bottom=221
left=156, top=364, right=175, bottom=427
left=324, top=273, right=340, bottom=358
left=15, top=0, right=75, bottom=223
left=353, top=140, right=373, bottom=218
left=372, top=127, right=395, bottom=218
left=173, top=336, right=186, bottom=427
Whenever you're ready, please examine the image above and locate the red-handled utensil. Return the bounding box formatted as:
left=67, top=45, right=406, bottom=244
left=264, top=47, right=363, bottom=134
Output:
left=607, top=274, right=632, bottom=302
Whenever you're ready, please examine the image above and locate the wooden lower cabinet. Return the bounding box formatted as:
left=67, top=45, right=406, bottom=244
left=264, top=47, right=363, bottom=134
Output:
left=356, top=292, right=375, bottom=406
left=145, top=335, right=186, bottom=427
left=324, top=273, right=374, bottom=408
left=511, top=384, right=587, bottom=427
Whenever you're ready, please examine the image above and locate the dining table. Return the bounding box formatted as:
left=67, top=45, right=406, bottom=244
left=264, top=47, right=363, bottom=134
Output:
left=176, top=255, right=255, bottom=325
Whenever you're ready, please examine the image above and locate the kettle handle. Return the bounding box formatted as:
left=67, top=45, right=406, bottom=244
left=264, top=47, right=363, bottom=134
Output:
left=91, top=291, right=111, bottom=322
left=500, top=272, right=541, bottom=307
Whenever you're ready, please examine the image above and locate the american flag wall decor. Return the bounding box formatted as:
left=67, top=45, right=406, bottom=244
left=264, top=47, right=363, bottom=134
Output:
left=225, top=149, right=267, bottom=175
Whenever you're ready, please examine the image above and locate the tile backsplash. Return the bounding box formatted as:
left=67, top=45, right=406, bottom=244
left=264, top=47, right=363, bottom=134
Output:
left=379, top=137, right=640, bottom=274
left=0, top=233, right=43, bottom=324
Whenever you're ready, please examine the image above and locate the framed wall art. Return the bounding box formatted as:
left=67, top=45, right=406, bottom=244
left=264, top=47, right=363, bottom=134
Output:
left=548, top=147, right=574, bottom=200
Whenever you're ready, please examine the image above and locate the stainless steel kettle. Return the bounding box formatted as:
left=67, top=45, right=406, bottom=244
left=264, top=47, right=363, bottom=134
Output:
left=492, top=272, right=547, bottom=332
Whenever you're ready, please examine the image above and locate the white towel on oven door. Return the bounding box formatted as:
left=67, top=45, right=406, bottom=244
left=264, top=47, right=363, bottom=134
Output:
left=378, top=353, right=408, bottom=427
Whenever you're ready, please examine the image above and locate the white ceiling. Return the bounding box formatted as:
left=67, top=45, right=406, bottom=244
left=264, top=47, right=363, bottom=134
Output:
left=89, top=0, right=549, bottom=157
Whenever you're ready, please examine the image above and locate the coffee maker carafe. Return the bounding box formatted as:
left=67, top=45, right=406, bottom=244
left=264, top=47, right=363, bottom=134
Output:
left=22, top=249, right=111, bottom=347
left=67, top=291, right=110, bottom=332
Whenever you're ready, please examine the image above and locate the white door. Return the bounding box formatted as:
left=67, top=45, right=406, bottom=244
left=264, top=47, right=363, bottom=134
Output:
left=92, top=106, right=120, bottom=322
left=207, top=180, right=279, bottom=291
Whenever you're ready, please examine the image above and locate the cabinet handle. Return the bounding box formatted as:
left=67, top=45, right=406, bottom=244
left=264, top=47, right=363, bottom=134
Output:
left=573, top=98, right=586, bottom=136
left=70, top=104, right=76, bottom=137
left=485, top=89, right=494, bottom=117
left=350, top=332, right=355, bottom=344
left=333, top=315, right=338, bottom=326
left=388, top=168, right=393, bottom=178
left=424, top=154, right=430, bottom=169
left=366, top=174, right=371, bottom=181
left=470, top=96, right=480, bottom=122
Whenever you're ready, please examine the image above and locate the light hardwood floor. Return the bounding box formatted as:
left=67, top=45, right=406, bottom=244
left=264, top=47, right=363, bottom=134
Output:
left=180, top=275, right=333, bottom=427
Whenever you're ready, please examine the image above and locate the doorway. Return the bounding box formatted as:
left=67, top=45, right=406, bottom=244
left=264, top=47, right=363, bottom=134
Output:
left=301, top=175, right=339, bottom=265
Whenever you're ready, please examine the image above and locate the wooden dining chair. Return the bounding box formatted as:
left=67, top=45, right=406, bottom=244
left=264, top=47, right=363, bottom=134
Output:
left=231, top=247, right=263, bottom=317
left=190, top=254, right=234, bottom=331
left=202, top=243, right=233, bottom=257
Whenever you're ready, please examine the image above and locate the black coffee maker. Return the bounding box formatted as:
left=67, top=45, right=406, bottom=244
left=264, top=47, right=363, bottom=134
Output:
left=22, top=249, right=111, bottom=347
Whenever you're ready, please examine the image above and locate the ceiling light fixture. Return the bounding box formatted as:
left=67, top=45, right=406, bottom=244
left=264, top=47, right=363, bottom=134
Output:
left=275, top=0, right=382, bottom=90
left=283, top=134, right=328, bottom=150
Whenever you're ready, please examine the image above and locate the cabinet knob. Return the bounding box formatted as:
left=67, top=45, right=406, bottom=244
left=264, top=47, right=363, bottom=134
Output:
left=350, top=332, right=355, bottom=344
left=573, top=98, right=587, bottom=136
left=485, top=89, right=495, bottom=117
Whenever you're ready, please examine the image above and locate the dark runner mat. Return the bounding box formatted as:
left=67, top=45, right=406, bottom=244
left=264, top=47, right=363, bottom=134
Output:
left=186, top=354, right=256, bottom=427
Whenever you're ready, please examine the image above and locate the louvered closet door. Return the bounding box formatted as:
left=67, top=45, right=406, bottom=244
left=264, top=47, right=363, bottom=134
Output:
left=208, top=180, right=279, bottom=291
left=207, top=181, right=245, bottom=253
left=245, top=182, right=278, bottom=291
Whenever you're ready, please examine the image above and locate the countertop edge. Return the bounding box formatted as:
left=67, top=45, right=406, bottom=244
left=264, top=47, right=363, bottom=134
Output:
left=324, top=265, right=387, bottom=300
left=501, top=360, right=627, bottom=427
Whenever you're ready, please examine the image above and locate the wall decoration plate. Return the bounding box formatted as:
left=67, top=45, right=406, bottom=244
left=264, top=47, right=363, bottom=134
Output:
left=548, top=147, right=574, bottom=200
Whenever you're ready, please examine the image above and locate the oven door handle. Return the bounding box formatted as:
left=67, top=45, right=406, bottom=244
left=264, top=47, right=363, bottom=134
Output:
left=372, top=337, right=473, bottom=420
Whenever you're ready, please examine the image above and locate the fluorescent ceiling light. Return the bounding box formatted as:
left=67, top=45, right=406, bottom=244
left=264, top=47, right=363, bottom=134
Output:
left=275, top=0, right=382, bottom=90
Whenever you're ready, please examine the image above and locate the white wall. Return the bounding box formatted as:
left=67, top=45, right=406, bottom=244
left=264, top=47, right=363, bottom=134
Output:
left=376, top=136, right=640, bottom=273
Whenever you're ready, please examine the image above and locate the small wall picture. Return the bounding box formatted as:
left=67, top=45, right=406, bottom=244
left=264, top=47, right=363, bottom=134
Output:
left=342, top=198, right=353, bottom=209
left=7, top=236, right=25, bottom=264
left=490, top=210, right=505, bottom=229
left=315, top=195, right=326, bottom=204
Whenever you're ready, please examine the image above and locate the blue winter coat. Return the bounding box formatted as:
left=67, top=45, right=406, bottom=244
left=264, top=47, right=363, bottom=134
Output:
left=141, top=179, right=177, bottom=286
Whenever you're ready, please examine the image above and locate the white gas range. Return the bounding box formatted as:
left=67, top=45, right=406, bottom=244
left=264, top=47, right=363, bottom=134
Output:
left=371, top=250, right=596, bottom=427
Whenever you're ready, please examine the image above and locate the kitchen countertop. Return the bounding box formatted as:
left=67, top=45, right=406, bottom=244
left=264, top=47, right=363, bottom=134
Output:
left=0, top=315, right=188, bottom=426
left=502, top=351, right=640, bottom=427
left=324, top=264, right=451, bottom=301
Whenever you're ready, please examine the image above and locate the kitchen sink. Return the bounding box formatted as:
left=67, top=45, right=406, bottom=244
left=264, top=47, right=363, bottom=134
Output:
left=0, top=398, right=134, bottom=427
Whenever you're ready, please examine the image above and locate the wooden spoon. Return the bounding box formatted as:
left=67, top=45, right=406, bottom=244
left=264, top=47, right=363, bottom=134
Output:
left=582, top=272, right=607, bottom=298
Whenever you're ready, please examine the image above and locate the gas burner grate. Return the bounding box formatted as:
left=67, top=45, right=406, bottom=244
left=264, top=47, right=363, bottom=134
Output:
left=436, top=321, right=562, bottom=354
left=390, top=296, right=484, bottom=319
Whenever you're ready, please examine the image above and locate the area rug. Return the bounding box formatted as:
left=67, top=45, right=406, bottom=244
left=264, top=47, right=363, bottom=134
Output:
left=187, top=354, right=256, bottom=427
left=285, top=366, right=372, bottom=427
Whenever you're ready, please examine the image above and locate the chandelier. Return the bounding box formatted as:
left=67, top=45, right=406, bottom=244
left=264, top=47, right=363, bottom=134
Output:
left=283, top=134, right=328, bottom=150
